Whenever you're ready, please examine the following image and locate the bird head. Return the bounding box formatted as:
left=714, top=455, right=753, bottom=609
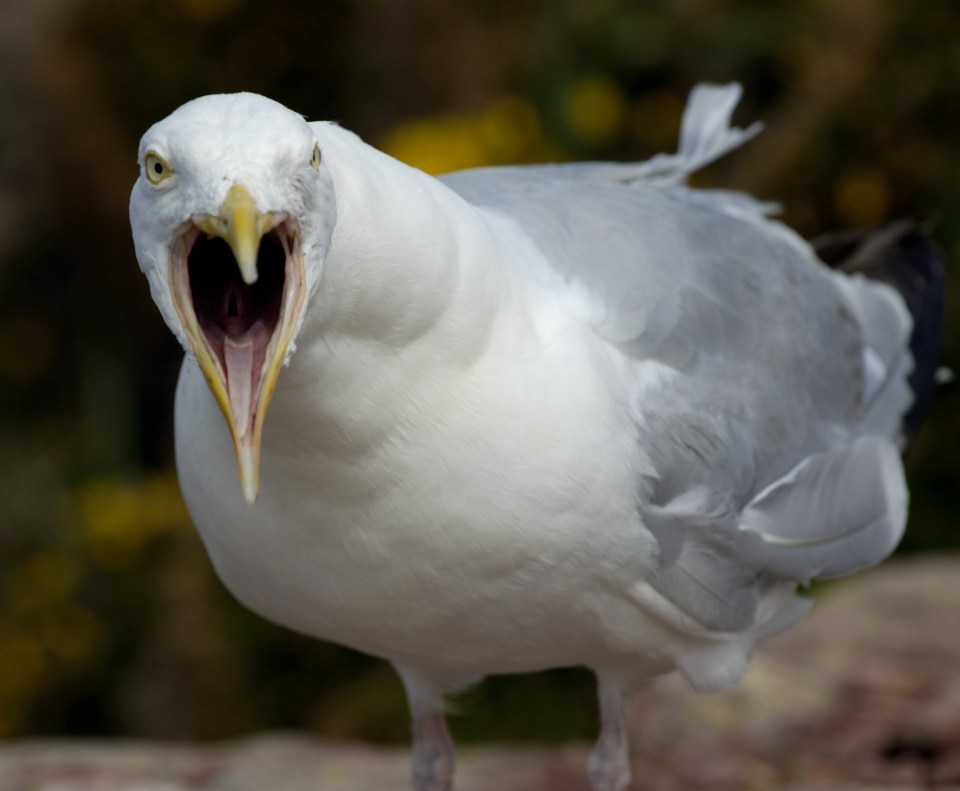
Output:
left=130, top=93, right=336, bottom=504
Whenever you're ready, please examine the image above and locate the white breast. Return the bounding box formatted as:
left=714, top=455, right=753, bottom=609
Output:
left=173, top=315, right=664, bottom=680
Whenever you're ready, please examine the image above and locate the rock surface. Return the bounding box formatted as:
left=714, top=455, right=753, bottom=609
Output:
left=2, top=556, right=960, bottom=791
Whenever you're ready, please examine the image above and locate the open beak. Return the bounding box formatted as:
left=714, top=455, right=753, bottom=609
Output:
left=170, top=183, right=306, bottom=504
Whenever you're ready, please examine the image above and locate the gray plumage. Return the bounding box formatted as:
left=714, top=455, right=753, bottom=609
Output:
left=131, top=83, right=944, bottom=791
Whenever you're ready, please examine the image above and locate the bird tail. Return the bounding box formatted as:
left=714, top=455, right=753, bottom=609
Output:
left=815, top=220, right=946, bottom=441
left=609, top=83, right=762, bottom=186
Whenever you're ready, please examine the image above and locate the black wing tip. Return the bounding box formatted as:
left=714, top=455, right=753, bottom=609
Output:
left=814, top=219, right=946, bottom=441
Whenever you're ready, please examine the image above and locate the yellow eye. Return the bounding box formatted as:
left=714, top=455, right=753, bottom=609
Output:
left=144, top=151, right=172, bottom=184
left=310, top=142, right=321, bottom=171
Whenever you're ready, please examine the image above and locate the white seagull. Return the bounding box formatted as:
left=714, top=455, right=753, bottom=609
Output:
left=130, top=84, right=943, bottom=791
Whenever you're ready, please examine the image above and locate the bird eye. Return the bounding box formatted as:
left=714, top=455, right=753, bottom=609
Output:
left=144, top=151, right=172, bottom=185
left=310, top=143, right=321, bottom=171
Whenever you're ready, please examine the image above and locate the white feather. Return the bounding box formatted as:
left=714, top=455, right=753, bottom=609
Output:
left=130, top=81, right=921, bottom=680
left=130, top=82, right=924, bottom=791
left=741, top=435, right=908, bottom=581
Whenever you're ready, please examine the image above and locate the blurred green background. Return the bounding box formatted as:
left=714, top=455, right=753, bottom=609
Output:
left=0, top=0, right=957, bottom=746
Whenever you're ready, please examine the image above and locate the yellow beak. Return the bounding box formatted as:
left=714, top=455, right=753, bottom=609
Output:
left=195, top=184, right=282, bottom=285
left=174, top=183, right=305, bottom=505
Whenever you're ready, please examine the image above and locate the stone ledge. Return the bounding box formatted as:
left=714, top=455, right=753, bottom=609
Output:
left=2, top=556, right=959, bottom=791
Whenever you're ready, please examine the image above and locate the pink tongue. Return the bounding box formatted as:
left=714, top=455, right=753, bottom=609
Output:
left=224, top=337, right=256, bottom=438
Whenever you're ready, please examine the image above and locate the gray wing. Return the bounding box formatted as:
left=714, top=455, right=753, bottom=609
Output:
left=442, top=84, right=914, bottom=633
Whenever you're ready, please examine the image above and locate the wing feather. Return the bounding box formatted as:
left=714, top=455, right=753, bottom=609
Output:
left=643, top=494, right=767, bottom=632
left=442, top=83, right=914, bottom=634
left=741, top=435, right=907, bottom=582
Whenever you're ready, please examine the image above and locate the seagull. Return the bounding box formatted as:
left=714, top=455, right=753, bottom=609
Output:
left=130, top=84, right=943, bottom=791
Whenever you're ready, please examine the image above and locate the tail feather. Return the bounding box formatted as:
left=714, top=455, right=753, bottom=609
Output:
left=814, top=220, right=945, bottom=440
left=617, top=82, right=763, bottom=186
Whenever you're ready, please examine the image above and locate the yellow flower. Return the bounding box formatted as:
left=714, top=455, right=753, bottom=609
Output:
left=75, top=473, right=187, bottom=570
left=565, top=75, right=627, bottom=147
left=381, top=95, right=544, bottom=175
left=833, top=168, right=891, bottom=227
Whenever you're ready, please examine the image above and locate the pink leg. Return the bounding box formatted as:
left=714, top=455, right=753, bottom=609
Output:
left=410, top=707, right=455, bottom=791
left=587, top=680, right=631, bottom=791
left=396, top=665, right=456, bottom=791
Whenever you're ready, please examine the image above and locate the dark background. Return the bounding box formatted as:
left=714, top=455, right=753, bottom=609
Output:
left=0, top=0, right=957, bottom=745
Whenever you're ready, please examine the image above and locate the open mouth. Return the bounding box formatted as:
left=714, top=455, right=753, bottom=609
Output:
left=169, top=209, right=305, bottom=502
left=187, top=228, right=288, bottom=426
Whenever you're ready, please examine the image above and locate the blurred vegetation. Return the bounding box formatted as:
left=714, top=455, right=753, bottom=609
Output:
left=0, top=0, right=957, bottom=747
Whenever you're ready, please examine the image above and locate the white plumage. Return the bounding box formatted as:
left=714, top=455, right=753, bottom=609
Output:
left=130, top=84, right=924, bottom=791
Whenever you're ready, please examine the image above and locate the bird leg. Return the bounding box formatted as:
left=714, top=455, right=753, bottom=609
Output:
left=410, top=707, right=456, bottom=791
left=396, top=665, right=456, bottom=791
left=587, top=680, right=631, bottom=791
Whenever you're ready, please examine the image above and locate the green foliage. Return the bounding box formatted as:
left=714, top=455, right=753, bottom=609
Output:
left=0, top=0, right=957, bottom=745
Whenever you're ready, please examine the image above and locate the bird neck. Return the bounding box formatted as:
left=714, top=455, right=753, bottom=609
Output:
left=268, top=129, right=518, bottom=455
left=301, top=127, right=508, bottom=359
